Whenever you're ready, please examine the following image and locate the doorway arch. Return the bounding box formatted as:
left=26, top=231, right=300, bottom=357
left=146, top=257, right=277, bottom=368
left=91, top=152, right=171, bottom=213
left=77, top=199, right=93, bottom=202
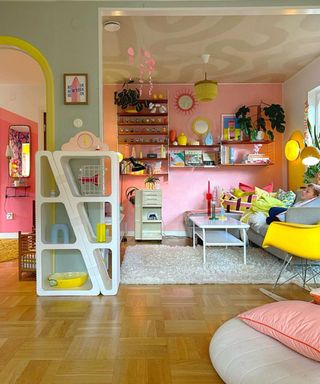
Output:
left=0, top=36, right=55, bottom=150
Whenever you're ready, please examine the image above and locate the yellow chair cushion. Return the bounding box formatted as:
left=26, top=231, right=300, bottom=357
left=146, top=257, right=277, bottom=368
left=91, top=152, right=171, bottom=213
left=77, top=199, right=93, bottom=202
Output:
left=263, top=222, right=320, bottom=260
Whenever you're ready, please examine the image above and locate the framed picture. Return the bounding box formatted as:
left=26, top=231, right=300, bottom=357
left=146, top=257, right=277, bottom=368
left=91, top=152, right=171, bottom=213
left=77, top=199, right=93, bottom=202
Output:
left=64, top=73, right=88, bottom=105
left=221, top=114, right=241, bottom=141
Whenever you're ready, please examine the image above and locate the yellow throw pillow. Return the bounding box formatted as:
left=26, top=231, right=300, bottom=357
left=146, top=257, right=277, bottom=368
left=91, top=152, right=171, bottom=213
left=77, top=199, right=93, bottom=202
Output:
left=232, top=187, right=254, bottom=198
left=255, top=186, right=270, bottom=198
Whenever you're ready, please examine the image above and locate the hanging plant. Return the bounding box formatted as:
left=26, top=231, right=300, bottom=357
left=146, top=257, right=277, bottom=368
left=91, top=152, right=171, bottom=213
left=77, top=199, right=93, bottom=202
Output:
left=114, top=80, right=150, bottom=112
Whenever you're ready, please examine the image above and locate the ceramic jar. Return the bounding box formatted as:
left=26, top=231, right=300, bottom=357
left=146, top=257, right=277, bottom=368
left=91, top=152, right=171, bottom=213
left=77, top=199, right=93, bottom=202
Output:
left=169, top=129, right=177, bottom=143
left=177, top=132, right=188, bottom=146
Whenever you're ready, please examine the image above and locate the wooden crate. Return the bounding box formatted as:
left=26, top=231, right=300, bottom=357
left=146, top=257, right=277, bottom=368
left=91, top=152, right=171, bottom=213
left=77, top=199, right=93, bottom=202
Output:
left=18, top=230, right=36, bottom=281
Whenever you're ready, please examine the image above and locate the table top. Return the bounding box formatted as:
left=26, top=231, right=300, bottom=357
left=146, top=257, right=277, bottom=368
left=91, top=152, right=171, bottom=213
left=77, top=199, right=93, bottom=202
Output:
left=190, top=215, right=249, bottom=229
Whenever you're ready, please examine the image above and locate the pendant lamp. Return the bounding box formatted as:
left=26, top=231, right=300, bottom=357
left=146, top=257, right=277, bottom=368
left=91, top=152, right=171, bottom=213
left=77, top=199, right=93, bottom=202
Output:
left=300, top=146, right=320, bottom=166
left=194, top=54, right=218, bottom=102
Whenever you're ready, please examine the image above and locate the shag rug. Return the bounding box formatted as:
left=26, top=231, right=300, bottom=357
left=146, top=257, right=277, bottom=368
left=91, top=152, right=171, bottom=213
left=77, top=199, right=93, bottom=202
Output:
left=0, top=239, right=18, bottom=263
left=121, top=245, right=292, bottom=285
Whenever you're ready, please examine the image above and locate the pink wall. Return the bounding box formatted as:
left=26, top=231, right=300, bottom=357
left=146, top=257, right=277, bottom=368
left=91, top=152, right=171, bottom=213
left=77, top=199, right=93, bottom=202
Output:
left=104, top=83, right=283, bottom=233
left=0, top=108, right=38, bottom=233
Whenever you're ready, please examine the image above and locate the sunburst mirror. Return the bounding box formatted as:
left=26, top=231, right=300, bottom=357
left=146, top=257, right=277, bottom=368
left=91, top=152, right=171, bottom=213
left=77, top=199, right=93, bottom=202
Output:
left=174, top=90, right=197, bottom=114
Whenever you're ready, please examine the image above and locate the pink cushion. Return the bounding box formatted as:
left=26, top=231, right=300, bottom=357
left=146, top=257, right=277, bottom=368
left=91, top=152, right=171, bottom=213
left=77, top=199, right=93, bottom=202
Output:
left=239, top=182, right=273, bottom=193
left=238, top=301, right=320, bottom=362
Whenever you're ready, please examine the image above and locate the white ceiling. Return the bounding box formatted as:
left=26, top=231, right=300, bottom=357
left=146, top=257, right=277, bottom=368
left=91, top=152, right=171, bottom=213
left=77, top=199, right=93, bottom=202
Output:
left=103, top=14, right=320, bottom=84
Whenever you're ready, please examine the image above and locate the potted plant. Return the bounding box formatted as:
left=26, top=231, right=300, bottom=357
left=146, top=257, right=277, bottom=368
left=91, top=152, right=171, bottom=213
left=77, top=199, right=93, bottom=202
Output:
left=114, top=80, right=150, bottom=112
left=235, top=102, right=286, bottom=141
left=304, top=119, right=320, bottom=183
left=144, top=175, right=160, bottom=190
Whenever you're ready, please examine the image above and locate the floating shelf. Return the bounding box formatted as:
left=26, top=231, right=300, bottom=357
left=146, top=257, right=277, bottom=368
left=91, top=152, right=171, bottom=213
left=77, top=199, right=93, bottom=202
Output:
left=221, top=140, right=272, bottom=145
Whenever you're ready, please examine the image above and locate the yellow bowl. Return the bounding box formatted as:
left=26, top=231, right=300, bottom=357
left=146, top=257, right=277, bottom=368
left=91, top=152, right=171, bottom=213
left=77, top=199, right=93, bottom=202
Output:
left=48, top=272, right=88, bottom=288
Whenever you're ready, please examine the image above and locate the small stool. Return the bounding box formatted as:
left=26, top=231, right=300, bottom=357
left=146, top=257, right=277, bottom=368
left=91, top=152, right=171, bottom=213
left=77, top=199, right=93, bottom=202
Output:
left=51, top=224, right=70, bottom=244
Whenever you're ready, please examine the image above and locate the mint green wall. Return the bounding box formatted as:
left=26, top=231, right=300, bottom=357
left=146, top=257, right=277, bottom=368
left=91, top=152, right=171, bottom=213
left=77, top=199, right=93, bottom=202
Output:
left=0, top=2, right=100, bottom=149
left=0, top=1, right=318, bottom=148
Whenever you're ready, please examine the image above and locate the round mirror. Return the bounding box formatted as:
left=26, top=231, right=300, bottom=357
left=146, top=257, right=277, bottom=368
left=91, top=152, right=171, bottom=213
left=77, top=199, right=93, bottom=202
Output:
left=192, top=117, right=210, bottom=136
left=174, top=91, right=196, bottom=114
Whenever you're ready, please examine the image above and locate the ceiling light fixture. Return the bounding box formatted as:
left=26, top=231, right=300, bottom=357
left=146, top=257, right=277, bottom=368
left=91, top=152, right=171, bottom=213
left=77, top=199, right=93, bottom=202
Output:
left=103, top=21, right=121, bottom=32
left=194, top=54, right=218, bottom=102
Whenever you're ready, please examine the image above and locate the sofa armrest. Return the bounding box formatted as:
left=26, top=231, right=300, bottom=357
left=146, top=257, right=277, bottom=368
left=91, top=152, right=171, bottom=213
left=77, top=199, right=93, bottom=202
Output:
left=285, top=207, right=320, bottom=225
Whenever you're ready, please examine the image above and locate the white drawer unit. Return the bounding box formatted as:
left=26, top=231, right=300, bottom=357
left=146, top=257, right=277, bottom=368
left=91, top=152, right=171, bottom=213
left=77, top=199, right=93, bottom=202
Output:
left=135, top=189, right=162, bottom=240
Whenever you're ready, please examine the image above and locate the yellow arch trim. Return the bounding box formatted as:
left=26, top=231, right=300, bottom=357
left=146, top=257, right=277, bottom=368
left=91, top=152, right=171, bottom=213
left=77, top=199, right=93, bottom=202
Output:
left=0, top=36, right=55, bottom=150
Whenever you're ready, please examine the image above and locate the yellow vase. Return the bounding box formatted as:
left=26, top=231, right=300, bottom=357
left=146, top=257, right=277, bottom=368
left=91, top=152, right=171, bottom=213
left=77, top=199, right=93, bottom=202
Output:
left=177, top=132, right=188, bottom=146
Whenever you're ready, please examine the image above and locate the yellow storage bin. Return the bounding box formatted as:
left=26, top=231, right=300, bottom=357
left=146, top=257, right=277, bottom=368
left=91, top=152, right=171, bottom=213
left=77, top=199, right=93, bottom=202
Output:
left=48, top=272, right=88, bottom=288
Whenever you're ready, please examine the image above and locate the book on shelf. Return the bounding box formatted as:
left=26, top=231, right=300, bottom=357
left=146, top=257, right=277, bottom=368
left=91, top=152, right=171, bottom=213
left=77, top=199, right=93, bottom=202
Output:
left=170, top=151, right=185, bottom=167
left=184, top=150, right=203, bottom=167
left=245, top=153, right=270, bottom=164
left=203, top=151, right=219, bottom=166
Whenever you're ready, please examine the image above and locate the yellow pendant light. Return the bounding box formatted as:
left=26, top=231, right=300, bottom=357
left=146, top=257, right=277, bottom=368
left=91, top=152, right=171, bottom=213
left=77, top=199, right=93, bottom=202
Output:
left=300, top=146, right=320, bottom=165
left=285, top=139, right=300, bottom=161
left=194, top=54, right=218, bottom=102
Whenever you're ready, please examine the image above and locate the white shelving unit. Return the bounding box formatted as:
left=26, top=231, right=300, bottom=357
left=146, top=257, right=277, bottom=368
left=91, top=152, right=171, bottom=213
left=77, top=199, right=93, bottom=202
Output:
left=135, top=190, right=162, bottom=240
left=36, top=150, right=120, bottom=296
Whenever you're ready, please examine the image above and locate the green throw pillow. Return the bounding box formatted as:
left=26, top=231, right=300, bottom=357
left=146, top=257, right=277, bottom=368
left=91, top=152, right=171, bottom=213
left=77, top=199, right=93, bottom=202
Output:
left=275, top=189, right=296, bottom=208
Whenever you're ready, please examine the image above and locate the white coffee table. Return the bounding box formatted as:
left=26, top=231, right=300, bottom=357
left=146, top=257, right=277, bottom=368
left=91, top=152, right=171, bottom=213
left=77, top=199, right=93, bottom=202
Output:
left=190, top=216, right=250, bottom=264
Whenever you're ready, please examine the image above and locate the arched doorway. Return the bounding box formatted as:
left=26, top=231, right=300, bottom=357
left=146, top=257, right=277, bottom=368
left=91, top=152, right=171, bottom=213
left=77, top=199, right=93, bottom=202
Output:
left=0, top=37, right=54, bottom=240
left=0, top=36, right=55, bottom=150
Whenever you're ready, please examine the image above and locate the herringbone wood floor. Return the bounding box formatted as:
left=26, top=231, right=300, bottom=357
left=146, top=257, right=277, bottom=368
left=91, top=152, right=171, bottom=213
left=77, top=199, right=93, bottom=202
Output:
left=0, top=237, right=310, bottom=384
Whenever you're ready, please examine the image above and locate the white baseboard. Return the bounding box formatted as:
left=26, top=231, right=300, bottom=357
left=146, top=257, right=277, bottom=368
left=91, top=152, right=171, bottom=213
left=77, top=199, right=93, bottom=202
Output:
left=0, top=232, right=18, bottom=239
left=164, top=231, right=187, bottom=237
left=125, top=230, right=187, bottom=238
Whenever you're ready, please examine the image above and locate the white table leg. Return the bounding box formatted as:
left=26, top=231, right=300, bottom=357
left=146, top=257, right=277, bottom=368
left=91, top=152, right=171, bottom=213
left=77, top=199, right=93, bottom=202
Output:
left=242, top=228, right=247, bottom=265
left=193, top=222, right=195, bottom=248
left=202, top=228, right=206, bottom=264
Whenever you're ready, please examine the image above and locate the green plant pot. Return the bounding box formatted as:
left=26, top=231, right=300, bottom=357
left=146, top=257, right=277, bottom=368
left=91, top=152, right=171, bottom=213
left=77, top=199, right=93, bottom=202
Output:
left=250, top=129, right=258, bottom=141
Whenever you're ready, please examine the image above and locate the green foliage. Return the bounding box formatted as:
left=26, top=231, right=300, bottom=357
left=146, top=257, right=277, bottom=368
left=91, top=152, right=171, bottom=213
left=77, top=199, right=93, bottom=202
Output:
left=304, top=163, right=320, bottom=184
left=304, top=119, right=320, bottom=183
left=144, top=175, right=160, bottom=184
left=235, top=103, right=286, bottom=141
left=263, top=104, right=286, bottom=133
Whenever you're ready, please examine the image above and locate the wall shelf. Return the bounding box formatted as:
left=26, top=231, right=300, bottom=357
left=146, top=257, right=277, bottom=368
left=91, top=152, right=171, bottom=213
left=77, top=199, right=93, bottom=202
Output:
left=123, top=157, right=168, bottom=161
left=118, top=98, right=169, bottom=176
left=169, top=144, right=220, bottom=148
left=5, top=185, right=30, bottom=198
left=221, top=140, right=272, bottom=145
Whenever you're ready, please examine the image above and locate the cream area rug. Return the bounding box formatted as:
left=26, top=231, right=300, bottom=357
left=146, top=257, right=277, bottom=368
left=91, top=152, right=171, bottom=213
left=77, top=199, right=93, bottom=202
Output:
left=121, top=245, right=292, bottom=285
left=0, top=239, right=18, bottom=262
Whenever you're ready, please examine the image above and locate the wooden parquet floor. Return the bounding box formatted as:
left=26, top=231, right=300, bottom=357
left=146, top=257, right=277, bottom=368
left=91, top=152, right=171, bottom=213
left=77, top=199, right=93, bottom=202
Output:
left=0, top=237, right=311, bottom=384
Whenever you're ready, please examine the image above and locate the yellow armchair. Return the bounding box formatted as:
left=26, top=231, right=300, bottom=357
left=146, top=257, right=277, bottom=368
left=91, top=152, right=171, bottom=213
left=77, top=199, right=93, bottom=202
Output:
left=263, top=222, right=320, bottom=259
left=262, top=222, right=320, bottom=290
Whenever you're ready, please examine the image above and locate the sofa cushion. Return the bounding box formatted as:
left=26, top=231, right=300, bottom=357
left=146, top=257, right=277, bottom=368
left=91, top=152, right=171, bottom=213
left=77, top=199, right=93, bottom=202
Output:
left=221, top=191, right=257, bottom=213
left=275, top=189, right=296, bottom=207
left=239, top=182, right=273, bottom=193
left=238, top=301, right=320, bottom=362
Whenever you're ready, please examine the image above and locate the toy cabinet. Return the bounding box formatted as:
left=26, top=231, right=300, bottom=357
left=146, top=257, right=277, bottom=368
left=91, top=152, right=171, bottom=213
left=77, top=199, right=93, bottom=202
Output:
left=118, top=99, right=169, bottom=176
left=135, top=189, right=162, bottom=240
left=36, top=151, right=120, bottom=296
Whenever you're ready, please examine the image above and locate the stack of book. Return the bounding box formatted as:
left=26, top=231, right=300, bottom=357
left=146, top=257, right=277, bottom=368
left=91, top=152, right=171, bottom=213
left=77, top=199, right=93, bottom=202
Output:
left=245, top=153, right=270, bottom=164
left=170, top=149, right=219, bottom=167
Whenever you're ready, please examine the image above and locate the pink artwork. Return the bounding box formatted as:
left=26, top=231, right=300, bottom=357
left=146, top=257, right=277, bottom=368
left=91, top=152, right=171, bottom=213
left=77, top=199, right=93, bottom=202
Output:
left=64, top=74, right=88, bottom=105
